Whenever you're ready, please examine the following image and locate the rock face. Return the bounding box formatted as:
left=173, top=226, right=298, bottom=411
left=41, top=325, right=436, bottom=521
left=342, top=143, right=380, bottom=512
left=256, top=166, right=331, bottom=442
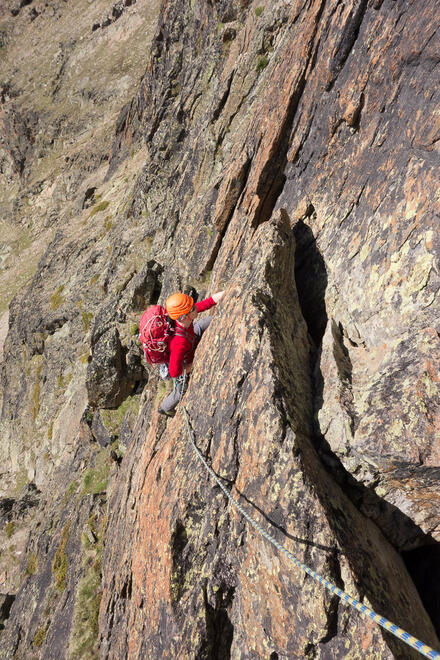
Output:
left=0, top=0, right=439, bottom=658
left=99, top=214, right=438, bottom=659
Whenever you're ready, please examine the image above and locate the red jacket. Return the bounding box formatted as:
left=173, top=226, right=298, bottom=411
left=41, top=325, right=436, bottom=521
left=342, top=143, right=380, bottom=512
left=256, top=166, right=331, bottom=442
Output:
left=168, top=296, right=216, bottom=378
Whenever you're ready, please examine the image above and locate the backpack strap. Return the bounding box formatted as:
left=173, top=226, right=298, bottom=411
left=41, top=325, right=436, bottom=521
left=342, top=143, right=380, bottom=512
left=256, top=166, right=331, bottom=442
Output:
left=173, top=325, right=198, bottom=366
left=174, top=326, right=197, bottom=349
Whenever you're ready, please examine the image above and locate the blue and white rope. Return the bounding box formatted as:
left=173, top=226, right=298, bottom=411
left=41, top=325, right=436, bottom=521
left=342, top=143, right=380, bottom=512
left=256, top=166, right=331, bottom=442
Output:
left=181, top=403, right=439, bottom=660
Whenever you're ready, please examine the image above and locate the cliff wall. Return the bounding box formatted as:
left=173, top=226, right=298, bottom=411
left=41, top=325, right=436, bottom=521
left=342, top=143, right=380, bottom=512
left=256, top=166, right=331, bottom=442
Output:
left=0, top=0, right=439, bottom=658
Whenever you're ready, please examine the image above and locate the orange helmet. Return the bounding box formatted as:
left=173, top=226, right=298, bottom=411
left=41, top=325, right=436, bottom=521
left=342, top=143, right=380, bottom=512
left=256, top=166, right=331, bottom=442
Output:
left=166, top=292, right=194, bottom=320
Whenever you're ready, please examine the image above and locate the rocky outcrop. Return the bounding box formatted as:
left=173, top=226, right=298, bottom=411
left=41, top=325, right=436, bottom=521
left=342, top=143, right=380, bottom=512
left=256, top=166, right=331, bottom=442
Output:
left=0, top=84, right=37, bottom=180
left=0, top=436, right=110, bottom=660
left=0, top=0, right=439, bottom=657
left=99, top=215, right=438, bottom=658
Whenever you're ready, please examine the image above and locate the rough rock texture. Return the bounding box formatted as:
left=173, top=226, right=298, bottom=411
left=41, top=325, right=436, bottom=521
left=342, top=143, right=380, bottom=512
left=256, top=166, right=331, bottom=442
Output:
left=0, top=0, right=160, bottom=314
left=0, top=0, right=440, bottom=657
left=0, top=0, right=161, bottom=648
left=99, top=215, right=438, bottom=659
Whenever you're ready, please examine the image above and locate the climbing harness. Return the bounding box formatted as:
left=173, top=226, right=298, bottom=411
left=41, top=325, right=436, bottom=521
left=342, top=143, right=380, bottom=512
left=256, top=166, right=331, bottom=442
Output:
left=177, top=373, right=439, bottom=659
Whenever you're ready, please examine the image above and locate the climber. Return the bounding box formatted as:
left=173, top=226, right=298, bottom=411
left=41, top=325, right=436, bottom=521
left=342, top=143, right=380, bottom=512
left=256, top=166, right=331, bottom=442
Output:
left=158, top=290, right=225, bottom=417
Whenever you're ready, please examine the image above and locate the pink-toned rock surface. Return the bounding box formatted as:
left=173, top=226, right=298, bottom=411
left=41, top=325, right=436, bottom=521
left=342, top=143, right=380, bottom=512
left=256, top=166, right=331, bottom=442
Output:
left=1, top=0, right=439, bottom=657
left=99, top=216, right=438, bottom=659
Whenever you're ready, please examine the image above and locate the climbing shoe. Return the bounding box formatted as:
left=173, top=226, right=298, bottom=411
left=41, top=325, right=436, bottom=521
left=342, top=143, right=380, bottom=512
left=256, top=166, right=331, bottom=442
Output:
left=158, top=408, right=176, bottom=418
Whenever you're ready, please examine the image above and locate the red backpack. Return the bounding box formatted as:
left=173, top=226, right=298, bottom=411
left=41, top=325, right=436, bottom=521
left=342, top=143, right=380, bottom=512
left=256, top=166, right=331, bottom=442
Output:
left=139, top=305, right=173, bottom=365
left=139, top=305, right=196, bottom=366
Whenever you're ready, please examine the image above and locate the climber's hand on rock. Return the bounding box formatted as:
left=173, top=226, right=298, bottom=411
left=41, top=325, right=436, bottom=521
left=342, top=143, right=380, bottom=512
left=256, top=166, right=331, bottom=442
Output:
left=212, top=290, right=225, bottom=303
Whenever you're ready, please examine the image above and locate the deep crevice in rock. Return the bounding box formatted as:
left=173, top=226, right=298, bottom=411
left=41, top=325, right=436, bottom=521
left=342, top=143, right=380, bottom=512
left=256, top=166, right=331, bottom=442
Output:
left=293, top=215, right=328, bottom=347
left=150, top=269, right=163, bottom=305
left=402, top=545, right=440, bottom=637
left=82, top=187, right=97, bottom=209
left=251, top=0, right=327, bottom=229
left=216, top=156, right=252, bottom=234
left=203, top=157, right=253, bottom=279
left=329, top=319, right=358, bottom=435
left=319, top=551, right=344, bottom=645
left=311, top=371, right=440, bottom=643
left=120, top=572, right=132, bottom=599
left=212, top=72, right=234, bottom=122
left=304, top=641, right=316, bottom=657
left=290, top=218, right=440, bottom=647
left=330, top=319, right=353, bottom=386
left=0, top=594, right=15, bottom=627
left=199, top=583, right=234, bottom=660
left=170, top=520, right=189, bottom=605
left=327, top=0, right=369, bottom=91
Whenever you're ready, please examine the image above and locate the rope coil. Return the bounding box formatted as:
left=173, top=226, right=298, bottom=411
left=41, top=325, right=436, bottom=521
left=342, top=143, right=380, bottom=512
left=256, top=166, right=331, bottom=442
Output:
left=180, top=402, right=439, bottom=660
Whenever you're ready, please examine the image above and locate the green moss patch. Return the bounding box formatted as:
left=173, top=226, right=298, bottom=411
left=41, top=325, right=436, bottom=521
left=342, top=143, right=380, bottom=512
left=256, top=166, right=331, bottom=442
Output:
left=5, top=521, right=15, bottom=539
left=12, top=468, right=30, bottom=497
left=82, top=311, right=94, bottom=332
left=33, top=626, right=47, bottom=648
left=57, top=371, right=72, bottom=390
left=26, top=552, right=38, bottom=576
left=100, top=394, right=140, bottom=438
left=82, top=469, right=109, bottom=496
left=52, top=522, right=70, bottom=592
left=87, top=200, right=110, bottom=219
left=81, top=451, right=110, bottom=496
left=256, top=55, right=269, bottom=72
left=50, top=285, right=65, bottom=310
left=70, top=568, right=101, bottom=659
left=65, top=480, right=80, bottom=500
left=103, top=216, right=113, bottom=233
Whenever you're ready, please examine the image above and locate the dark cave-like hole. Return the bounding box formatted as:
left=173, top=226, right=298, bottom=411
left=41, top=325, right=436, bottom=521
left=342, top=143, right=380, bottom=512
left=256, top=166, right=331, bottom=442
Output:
left=0, top=594, right=15, bottom=630
left=120, top=573, right=132, bottom=599
left=204, top=602, right=234, bottom=660
left=201, top=584, right=235, bottom=660
left=82, top=186, right=97, bottom=209
left=293, top=217, right=328, bottom=346
left=170, top=520, right=189, bottom=605
left=401, top=544, right=440, bottom=637
left=150, top=274, right=162, bottom=305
